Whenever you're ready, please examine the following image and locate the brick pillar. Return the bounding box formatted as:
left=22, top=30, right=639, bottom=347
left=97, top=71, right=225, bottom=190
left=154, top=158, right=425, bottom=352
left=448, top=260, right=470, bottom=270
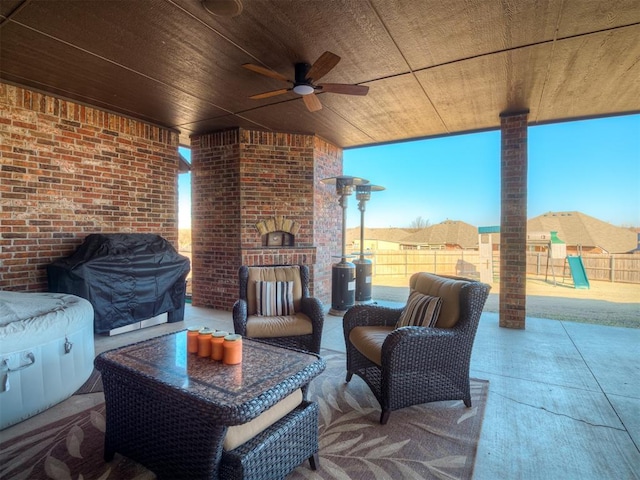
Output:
left=499, top=111, right=529, bottom=329
left=190, top=130, right=242, bottom=309
left=313, top=137, right=343, bottom=303
left=190, top=128, right=341, bottom=310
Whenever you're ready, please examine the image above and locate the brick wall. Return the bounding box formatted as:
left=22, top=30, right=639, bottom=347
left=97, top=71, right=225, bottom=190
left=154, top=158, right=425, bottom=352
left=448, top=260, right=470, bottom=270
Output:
left=499, top=110, right=529, bottom=329
left=190, top=128, right=341, bottom=310
left=0, top=83, right=180, bottom=291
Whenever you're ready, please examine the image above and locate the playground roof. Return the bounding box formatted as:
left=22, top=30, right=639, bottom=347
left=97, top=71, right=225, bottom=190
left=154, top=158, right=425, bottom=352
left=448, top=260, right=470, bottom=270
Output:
left=1, top=1, right=638, bottom=148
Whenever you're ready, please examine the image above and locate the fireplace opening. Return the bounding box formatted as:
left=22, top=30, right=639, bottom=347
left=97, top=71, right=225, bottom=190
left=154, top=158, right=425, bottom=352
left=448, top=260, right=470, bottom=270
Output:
left=262, top=231, right=294, bottom=247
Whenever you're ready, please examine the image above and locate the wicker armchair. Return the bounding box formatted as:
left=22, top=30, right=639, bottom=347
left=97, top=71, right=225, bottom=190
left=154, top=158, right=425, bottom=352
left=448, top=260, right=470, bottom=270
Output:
left=233, top=265, right=324, bottom=354
left=343, top=272, right=490, bottom=424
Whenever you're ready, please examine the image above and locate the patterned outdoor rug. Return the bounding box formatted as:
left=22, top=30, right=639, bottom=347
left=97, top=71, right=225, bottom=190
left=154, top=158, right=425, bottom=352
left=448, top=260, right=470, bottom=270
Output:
left=0, top=351, right=488, bottom=480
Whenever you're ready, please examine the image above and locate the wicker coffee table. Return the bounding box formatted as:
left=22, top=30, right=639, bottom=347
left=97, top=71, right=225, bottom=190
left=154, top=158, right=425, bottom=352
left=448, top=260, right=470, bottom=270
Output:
left=94, top=331, right=326, bottom=480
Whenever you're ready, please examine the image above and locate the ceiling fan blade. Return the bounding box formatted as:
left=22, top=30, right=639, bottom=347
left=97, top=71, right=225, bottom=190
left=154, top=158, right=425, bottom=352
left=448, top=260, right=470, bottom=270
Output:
left=242, top=63, right=290, bottom=83
left=249, top=88, right=290, bottom=99
left=303, top=93, right=322, bottom=112
left=319, top=83, right=369, bottom=96
left=305, top=51, right=340, bottom=83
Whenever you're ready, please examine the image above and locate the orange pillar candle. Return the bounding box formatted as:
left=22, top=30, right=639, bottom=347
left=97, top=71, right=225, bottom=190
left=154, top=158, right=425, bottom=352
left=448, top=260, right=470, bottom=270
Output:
left=223, top=334, right=243, bottom=365
left=187, top=327, right=202, bottom=354
left=210, top=331, right=228, bottom=361
left=197, top=328, right=213, bottom=357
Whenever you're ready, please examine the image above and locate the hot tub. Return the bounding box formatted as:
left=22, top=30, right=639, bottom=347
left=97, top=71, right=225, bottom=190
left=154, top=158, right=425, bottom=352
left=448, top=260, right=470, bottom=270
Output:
left=0, top=291, right=95, bottom=430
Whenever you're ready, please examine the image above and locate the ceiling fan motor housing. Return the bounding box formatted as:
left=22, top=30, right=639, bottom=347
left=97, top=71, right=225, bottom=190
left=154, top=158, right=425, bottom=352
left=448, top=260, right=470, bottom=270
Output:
left=293, top=63, right=314, bottom=94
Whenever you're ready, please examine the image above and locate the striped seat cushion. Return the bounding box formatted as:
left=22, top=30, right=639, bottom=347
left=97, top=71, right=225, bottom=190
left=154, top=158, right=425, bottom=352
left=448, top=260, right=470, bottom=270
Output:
left=395, top=291, right=442, bottom=328
left=255, top=281, right=295, bottom=316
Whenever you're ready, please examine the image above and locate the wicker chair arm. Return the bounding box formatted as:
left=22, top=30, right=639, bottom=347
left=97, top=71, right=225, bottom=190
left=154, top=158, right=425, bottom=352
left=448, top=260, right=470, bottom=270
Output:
left=299, top=297, right=324, bottom=331
left=343, top=304, right=403, bottom=337
left=381, top=326, right=460, bottom=369
left=232, top=299, right=248, bottom=336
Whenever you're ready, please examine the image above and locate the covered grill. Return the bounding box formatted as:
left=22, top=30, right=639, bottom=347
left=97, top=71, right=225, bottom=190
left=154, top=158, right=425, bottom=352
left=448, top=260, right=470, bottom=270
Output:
left=47, top=233, right=190, bottom=335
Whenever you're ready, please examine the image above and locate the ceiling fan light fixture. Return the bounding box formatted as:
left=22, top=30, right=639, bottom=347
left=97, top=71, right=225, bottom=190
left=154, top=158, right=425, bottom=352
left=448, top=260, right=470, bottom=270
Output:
left=293, top=84, right=315, bottom=96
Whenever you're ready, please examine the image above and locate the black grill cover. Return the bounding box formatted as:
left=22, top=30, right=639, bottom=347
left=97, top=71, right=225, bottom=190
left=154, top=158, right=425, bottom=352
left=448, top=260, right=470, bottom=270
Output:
left=47, top=233, right=191, bottom=334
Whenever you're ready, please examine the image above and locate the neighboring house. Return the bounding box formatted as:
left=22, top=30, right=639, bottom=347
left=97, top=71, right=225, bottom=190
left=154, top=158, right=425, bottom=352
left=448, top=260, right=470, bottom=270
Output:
left=347, top=227, right=411, bottom=252
left=348, top=212, right=637, bottom=255
left=348, top=221, right=479, bottom=251
left=527, top=211, right=637, bottom=254
left=399, top=220, right=478, bottom=250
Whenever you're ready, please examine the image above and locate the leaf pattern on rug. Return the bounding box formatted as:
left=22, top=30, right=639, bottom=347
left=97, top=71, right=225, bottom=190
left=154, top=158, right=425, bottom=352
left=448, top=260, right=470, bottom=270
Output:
left=0, top=405, right=149, bottom=480
left=90, top=410, right=106, bottom=432
left=44, top=455, right=72, bottom=480
left=66, top=425, right=84, bottom=458
left=457, top=407, right=478, bottom=424
left=1, top=420, right=78, bottom=478
left=1, top=351, right=487, bottom=480
left=289, top=351, right=488, bottom=480
left=6, top=408, right=103, bottom=479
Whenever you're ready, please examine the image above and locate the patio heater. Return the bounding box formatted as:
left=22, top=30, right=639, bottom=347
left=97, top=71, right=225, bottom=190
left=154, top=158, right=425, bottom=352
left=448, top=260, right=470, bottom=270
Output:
left=354, top=184, right=385, bottom=303
left=321, top=175, right=369, bottom=316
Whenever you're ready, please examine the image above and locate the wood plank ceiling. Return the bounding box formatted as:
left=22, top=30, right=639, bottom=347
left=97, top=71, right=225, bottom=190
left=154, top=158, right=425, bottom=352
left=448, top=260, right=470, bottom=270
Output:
left=1, top=0, right=639, bottom=148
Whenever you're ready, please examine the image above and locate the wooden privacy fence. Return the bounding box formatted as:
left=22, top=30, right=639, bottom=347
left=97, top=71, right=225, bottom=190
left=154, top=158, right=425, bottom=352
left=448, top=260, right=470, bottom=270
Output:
left=530, top=252, right=640, bottom=284
left=354, top=249, right=640, bottom=284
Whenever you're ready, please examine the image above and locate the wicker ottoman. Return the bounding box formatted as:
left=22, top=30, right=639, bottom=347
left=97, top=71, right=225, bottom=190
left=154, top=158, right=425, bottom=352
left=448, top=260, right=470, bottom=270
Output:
left=95, top=332, right=325, bottom=480
left=220, top=401, right=319, bottom=479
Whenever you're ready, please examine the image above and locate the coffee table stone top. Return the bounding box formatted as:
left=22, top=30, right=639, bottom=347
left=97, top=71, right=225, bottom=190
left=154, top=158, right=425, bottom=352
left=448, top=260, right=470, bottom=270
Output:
left=96, top=331, right=326, bottom=425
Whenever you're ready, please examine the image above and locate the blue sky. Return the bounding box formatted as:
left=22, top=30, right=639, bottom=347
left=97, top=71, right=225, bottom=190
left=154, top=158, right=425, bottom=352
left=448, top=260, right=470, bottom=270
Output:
left=179, top=114, right=639, bottom=229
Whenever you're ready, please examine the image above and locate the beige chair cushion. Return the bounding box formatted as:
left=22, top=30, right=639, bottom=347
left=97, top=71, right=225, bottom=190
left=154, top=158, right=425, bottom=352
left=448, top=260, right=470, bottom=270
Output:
left=246, top=313, right=313, bottom=338
left=409, top=273, right=468, bottom=328
left=349, top=326, right=394, bottom=366
left=247, top=266, right=303, bottom=315
left=223, top=389, right=302, bottom=451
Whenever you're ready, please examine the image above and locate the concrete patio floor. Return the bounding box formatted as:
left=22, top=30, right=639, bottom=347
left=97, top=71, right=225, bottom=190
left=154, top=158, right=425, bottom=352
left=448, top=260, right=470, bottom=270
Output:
left=2, top=302, right=639, bottom=479
left=320, top=305, right=640, bottom=479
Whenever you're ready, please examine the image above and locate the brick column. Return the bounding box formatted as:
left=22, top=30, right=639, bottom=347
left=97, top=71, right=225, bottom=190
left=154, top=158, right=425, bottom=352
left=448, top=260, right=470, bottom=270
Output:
left=499, top=111, right=529, bottom=329
left=190, top=128, right=341, bottom=310
left=190, top=130, right=242, bottom=309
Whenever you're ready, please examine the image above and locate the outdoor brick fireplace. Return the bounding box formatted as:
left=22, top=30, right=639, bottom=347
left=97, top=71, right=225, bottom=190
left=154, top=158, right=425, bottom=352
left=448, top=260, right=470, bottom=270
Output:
left=190, top=128, right=342, bottom=310
left=256, top=215, right=299, bottom=247
left=244, top=215, right=316, bottom=268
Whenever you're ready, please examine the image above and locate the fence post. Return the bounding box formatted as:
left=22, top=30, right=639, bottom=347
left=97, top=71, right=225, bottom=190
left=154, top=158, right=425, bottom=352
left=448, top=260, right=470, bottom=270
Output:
left=405, top=250, right=408, bottom=277
left=610, top=255, right=615, bottom=282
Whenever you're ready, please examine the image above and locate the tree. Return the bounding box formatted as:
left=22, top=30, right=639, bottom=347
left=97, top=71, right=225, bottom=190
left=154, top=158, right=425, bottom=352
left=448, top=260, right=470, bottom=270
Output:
left=409, top=216, right=430, bottom=229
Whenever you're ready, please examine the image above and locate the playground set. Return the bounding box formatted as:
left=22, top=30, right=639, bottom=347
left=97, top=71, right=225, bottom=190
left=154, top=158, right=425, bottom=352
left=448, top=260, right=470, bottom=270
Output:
left=478, top=227, right=590, bottom=289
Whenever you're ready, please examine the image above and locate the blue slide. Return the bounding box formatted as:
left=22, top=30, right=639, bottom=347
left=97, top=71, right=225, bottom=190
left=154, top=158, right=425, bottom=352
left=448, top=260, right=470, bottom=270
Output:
left=567, top=256, right=590, bottom=289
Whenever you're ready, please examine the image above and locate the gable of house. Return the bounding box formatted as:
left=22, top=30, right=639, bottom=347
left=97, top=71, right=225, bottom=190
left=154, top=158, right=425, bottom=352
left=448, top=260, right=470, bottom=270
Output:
left=400, top=220, right=478, bottom=249
left=527, top=211, right=636, bottom=253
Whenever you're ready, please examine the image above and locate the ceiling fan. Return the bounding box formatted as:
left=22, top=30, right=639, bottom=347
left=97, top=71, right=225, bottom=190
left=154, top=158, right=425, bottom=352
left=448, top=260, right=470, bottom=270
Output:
left=243, top=51, right=369, bottom=112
